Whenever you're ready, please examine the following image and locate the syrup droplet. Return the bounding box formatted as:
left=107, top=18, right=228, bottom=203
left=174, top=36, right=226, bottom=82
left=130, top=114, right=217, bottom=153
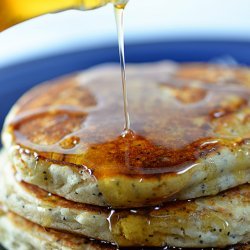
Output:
left=59, top=136, right=80, bottom=149
left=121, top=129, right=135, bottom=138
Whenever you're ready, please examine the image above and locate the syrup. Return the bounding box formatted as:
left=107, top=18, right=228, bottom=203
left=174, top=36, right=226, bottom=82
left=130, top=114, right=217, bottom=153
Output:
left=114, top=5, right=130, bottom=131
left=8, top=63, right=250, bottom=178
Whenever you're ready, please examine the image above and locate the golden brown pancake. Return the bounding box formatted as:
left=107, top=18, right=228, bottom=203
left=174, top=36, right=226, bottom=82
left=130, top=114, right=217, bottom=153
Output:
left=0, top=209, right=249, bottom=250
left=2, top=62, right=250, bottom=207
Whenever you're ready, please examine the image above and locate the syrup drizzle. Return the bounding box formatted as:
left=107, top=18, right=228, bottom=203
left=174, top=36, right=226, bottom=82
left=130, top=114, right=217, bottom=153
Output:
left=114, top=5, right=130, bottom=131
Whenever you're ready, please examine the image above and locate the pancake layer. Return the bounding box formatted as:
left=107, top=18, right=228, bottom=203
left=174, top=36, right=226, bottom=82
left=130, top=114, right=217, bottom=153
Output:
left=0, top=151, right=250, bottom=248
left=0, top=210, right=115, bottom=250
left=0, top=210, right=249, bottom=250
left=2, top=62, right=250, bottom=208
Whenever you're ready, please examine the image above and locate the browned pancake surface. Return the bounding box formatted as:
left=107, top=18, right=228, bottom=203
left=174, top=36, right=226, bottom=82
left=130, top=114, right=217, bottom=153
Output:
left=6, top=63, right=250, bottom=178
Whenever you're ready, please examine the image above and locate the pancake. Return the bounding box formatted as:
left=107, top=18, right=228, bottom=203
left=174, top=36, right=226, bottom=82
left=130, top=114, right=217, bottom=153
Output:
left=0, top=209, right=115, bottom=250
left=0, top=211, right=249, bottom=250
left=0, top=152, right=250, bottom=248
left=2, top=62, right=250, bottom=207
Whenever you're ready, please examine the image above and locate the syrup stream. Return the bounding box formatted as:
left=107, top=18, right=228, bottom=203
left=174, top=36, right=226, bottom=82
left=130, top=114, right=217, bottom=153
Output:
left=114, top=5, right=130, bottom=131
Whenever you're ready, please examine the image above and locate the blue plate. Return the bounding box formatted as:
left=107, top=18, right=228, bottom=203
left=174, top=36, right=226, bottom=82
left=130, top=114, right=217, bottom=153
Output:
left=0, top=39, right=250, bottom=134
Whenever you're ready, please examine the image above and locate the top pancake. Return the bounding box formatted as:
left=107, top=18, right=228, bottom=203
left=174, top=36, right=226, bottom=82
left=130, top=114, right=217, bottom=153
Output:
left=2, top=62, right=250, bottom=207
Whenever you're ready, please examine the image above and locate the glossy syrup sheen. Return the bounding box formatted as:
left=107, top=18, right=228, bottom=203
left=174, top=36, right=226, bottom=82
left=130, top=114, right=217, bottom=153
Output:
left=114, top=6, right=130, bottom=131
left=7, top=63, right=250, bottom=178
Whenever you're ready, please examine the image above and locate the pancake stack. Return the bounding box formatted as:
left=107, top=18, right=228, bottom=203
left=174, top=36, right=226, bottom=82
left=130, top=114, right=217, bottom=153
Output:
left=0, top=62, right=250, bottom=250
